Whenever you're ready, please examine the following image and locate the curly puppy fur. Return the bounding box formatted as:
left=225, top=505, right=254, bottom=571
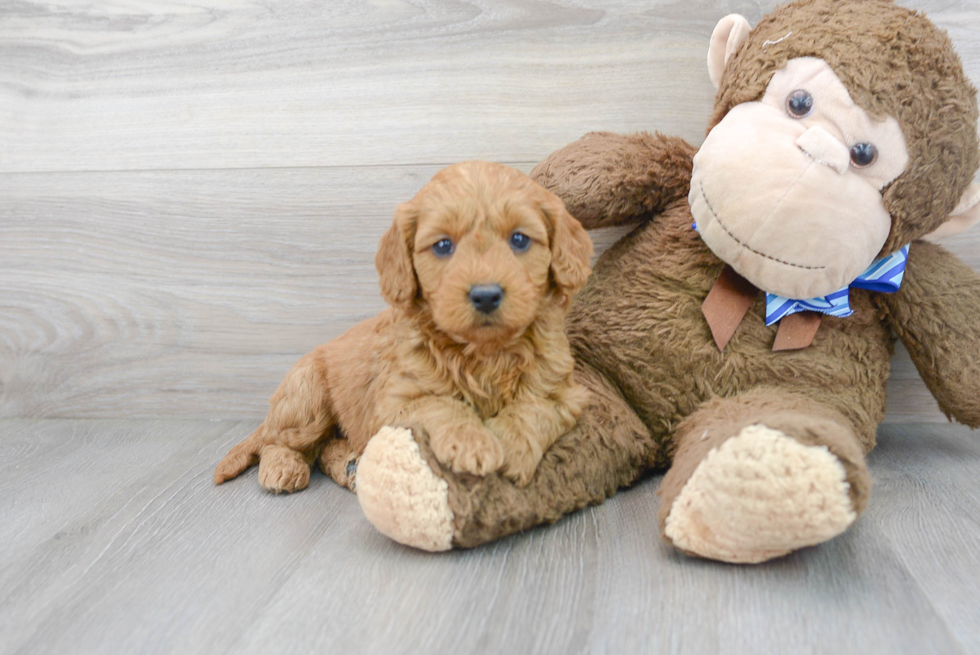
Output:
left=214, top=161, right=593, bottom=492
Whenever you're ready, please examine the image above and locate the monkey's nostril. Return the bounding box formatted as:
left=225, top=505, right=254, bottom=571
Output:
left=468, top=284, right=504, bottom=314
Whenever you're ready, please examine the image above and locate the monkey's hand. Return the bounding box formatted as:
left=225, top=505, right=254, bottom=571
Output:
left=878, top=240, right=980, bottom=427
left=530, top=131, right=697, bottom=230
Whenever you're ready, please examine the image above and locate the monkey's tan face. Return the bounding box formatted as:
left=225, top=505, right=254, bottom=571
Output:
left=690, top=57, right=910, bottom=299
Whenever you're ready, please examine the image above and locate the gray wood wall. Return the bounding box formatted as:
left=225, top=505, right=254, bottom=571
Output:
left=2, top=0, right=978, bottom=420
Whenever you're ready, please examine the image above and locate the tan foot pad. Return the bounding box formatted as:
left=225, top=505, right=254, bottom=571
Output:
left=357, top=427, right=454, bottom=552
left=664, top=424, right=856, bottom=564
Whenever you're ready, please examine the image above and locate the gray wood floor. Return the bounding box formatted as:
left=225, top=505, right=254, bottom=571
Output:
left=2, top=419, right=978, bottom=655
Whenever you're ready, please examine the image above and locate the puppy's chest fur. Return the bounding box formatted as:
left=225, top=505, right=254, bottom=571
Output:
left=455, top=352, right=537, bottom=418
left=380, top=305, right=574, bottom=422
left=406, top=341, right=533, bottom=419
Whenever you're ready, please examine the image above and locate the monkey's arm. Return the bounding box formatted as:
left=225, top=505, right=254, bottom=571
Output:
left=877, top=240, right=980, bottom=427
left=530, top=131, right=697, bottom=229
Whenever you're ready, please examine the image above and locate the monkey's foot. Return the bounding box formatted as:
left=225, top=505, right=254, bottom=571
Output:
left=663, top=424, right=857, bottom=564
left=357, top=427, right=455, bottom=552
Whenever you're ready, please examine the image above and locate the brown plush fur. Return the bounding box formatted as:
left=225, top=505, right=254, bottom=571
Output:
left=877, top=241, right=980, bottom=427
left=214, top=161, right=593, bottom=492
left=358, top=0, right=980, bottom=556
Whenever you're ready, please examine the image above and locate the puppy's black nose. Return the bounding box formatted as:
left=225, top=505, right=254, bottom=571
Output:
left=469, top=284, right=504, bottom=314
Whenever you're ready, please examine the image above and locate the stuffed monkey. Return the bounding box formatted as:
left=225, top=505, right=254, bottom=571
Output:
left=353, top=0, right=980, bottom=563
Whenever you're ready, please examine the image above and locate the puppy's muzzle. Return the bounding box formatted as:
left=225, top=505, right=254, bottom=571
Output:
left=468, top=284, right=504, bottom=314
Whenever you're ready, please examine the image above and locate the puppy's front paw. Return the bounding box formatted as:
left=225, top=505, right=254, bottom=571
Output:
left=499, top=450, right=539, bottom=487
left=430, top=425, right=504, bottom=477
left=485, top=418, right=540, bottom=487
left=496, top=434, right=540, bottom=487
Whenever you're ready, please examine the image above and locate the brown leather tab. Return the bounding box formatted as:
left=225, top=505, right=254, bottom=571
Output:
left=701, top=265, right=758, bottom=351
left=772, top=312, right=822, bottom=351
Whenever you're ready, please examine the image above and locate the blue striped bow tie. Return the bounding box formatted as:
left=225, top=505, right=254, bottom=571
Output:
left=764, top=245, right=910, bottom=326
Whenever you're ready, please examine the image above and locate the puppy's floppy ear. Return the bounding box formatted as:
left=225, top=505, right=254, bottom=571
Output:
left=376, top=201, right=419, bottom=307
left=543, top=193, right=593, bottom=296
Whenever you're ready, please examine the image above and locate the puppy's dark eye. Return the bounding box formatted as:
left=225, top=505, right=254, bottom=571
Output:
left=850, top=143, right=878, bottom=168
left=432, top=238, right=454, bottom=257
left=787, top=89, right=813, bottom=118
left=509, top=232, right=531, bottom=252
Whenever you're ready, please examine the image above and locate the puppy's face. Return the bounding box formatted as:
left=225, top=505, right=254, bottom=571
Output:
left=376, top=161, right=592, bottom=345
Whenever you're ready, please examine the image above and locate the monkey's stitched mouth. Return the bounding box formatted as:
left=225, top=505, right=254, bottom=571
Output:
left=698, top=181, right=826, bottom=271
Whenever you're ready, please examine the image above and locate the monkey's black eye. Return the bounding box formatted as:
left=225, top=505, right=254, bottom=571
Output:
left=849, top=143, right=878, bottom=168
left=509, top=231, right=531, bottom=252
left=432, top=238, right=454, bottom=257
left=786, top=89, right=814, bottom=118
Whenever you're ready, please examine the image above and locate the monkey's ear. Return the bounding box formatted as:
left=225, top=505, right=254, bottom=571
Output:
left=923, top=180, right=980, bottom=241
left=375, top=201, right=419, bottom=307
left=707, top=14, right=751, bottom=91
